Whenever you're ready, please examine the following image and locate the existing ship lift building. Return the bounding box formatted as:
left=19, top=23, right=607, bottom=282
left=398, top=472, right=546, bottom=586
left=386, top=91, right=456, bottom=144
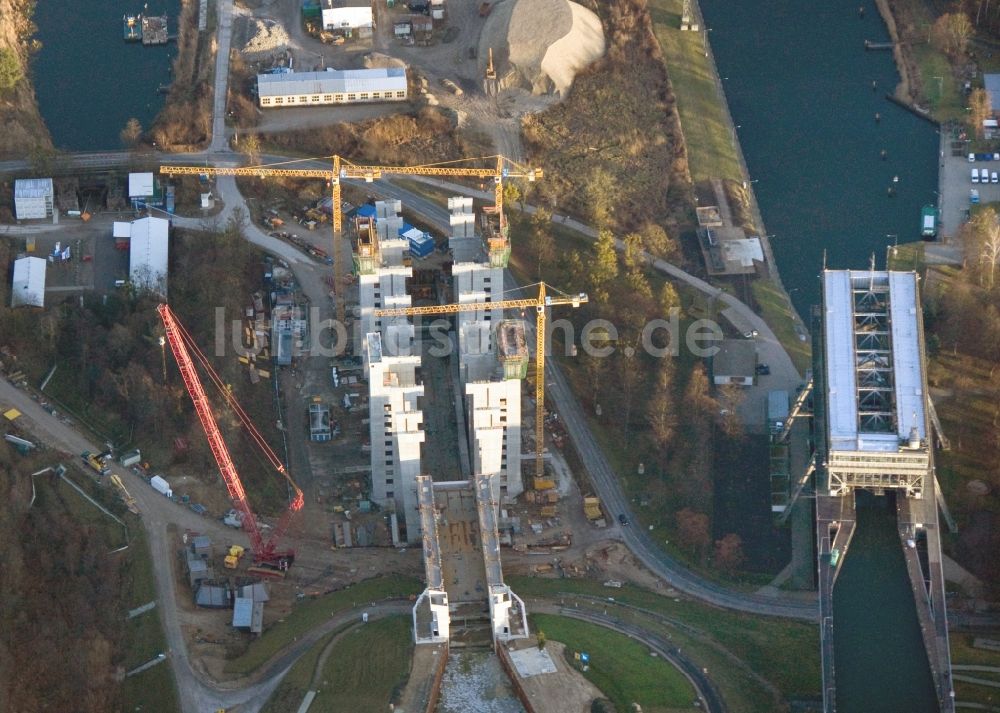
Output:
left=818, top=270, right=930, bottom=498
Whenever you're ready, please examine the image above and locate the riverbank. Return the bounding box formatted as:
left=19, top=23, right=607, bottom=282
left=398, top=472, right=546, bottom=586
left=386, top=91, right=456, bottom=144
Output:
left=0, top=0, right=52, bottom=158
left=651, top=0, right=810, bottom=373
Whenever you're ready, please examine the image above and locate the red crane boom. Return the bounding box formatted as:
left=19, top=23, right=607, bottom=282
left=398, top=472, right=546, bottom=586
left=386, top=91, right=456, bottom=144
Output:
left=157, top=304, right=303, bottom=568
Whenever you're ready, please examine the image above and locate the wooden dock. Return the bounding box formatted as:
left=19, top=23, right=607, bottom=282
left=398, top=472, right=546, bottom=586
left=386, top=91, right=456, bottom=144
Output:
left=864, top=39, right=895, bottom=50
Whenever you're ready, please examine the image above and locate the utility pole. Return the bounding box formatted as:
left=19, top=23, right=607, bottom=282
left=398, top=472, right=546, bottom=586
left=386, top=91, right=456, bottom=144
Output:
left=159, top=335, right=167, bottom=384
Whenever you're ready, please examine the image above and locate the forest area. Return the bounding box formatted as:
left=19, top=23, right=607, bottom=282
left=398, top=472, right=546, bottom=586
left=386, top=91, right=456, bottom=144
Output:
left=0, top=446, right=129, bottom=712
left=511, top=206, right=762, bottom=576
left=521, top=0, right=692, bottom=234
left=0, top=216, right=286, bottom=514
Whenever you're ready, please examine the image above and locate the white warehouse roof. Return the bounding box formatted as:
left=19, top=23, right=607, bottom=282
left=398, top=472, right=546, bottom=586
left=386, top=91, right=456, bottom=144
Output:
left=129, top=217, right=170, bottom=295
left=14, top=178, right=53, bottom=198
left=322, top=5, right=373, bottom=29
left=257, top=68, right=407, bottom=98
left=129, top=172, right=155, bottom=198
left=11, top=256, right=46, bottom=307
left=822, top=270, right=926, bottom=452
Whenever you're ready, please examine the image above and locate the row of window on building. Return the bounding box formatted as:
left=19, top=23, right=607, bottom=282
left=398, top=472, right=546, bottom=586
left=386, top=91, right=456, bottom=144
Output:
left=260, top=89, right=407, bottom=107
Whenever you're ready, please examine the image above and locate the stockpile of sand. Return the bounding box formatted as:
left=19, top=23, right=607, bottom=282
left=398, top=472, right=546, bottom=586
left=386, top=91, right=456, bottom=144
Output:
left=479, top=0, right=604, bottom=96
left=240, top=17, right=291, bottom=60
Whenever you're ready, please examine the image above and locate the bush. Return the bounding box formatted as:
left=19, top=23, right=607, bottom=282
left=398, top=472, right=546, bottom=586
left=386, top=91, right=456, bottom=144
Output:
left=0, top=47, right=23, bottom=93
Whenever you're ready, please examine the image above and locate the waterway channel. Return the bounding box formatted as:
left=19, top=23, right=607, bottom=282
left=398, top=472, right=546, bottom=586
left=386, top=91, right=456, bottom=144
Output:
left=700, top=0, right=939, bottom=319
left=31, top=0, right=180, bottom=151
left=698, top=1, right=941, bottom=710
left=832, top=492, right=937, bottom=712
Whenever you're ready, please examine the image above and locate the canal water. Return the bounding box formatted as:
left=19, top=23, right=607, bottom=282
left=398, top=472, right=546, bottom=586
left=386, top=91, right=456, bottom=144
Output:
left=699, top=0, right=939, bottom=318
left=698, top=1, right=941, bottom=710
left=832, top=492, right=937, bottom=713
left=31, top=0, right=180, bottom=151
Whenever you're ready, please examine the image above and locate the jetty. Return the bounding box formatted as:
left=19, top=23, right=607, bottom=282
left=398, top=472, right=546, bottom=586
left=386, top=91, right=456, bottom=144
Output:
left=141, top=14, right=169, bottom=45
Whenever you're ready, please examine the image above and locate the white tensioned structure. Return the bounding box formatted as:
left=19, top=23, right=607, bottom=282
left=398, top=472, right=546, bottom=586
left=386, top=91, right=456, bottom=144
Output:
left=821, top=270, right=930, bottom=498
left=257, top=68, right=407, bottom=108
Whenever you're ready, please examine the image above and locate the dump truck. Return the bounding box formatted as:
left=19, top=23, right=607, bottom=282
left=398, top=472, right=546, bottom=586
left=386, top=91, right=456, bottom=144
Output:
left=533, top=477, right=556, bottom=491
left=583, top=496, right=603, bottom=521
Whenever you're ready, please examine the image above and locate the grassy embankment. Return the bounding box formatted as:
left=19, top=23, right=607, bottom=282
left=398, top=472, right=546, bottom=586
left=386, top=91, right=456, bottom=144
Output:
left=648, top=0, right=810, bottom=375
left=224, top=575, right=421, bottom=675
left=120, top=526, right=180, bottom=713
left=262, top=615, right=413, bottom=712
left=530, top=614, right=695, bottom=711
left=512, top=576, right=820, bottom=710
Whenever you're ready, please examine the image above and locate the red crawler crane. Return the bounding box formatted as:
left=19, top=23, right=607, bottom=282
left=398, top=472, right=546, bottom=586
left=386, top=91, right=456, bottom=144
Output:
left=157, top=304, right=304, bottom=569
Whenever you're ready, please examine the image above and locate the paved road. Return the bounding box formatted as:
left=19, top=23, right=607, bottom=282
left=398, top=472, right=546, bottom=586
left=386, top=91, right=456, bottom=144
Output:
left=210, top=0, right=236, bottom=153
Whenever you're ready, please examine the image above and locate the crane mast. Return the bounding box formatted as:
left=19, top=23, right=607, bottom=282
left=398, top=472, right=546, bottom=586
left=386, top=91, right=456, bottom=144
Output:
left=157, top=304, right=300, bottom=567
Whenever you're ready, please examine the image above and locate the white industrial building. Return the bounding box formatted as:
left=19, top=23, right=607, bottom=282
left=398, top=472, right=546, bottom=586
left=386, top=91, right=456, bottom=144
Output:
left=358, top=201, right=423, bottom=541
left=366, top=332, right=425, bottom=542
left=129, top=216, right=170, bottom=297
left=819, top=270, right=930, bottom=498
left=13, top=178, right=54, bottom=220
left=449, top=197, right=526, bottom=501
left=10, top=256, right=46, bottom=307
left=322, top=1, right=373, bottom=32
left=257, top=68, right=407, bottom=108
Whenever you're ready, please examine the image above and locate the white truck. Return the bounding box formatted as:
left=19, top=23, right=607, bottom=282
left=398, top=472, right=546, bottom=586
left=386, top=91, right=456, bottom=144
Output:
left=150, top=475, right=172, bottom=498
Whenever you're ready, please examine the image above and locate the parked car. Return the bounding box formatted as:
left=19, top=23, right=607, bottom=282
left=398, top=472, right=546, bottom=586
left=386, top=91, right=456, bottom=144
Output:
left=992, top=171, right=998, bottom=184
left=744, top=329, right=759, bottom=339
left=756, top=363, right=771, bottom=376
left=972, top=168, right=980, bottom=183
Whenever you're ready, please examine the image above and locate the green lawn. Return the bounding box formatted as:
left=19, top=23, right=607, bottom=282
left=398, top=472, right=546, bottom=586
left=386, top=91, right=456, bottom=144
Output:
left=647, top=0, right=742, bottom=183
left=310, top=615, right=413, bottom=710
left=750, top=280, right=812, bottom=377
left=224, top=575, right=421, bottom=675
left=531, top=614, right=695, bottom=711
left=511, top=577, right=820, bottom=700
left=887, top=241, right=926, bottom=273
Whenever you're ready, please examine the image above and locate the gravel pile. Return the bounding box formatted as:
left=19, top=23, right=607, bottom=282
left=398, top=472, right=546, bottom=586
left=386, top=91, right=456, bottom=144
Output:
left=480, top=0, right=604, bottom=96
left=240, top=17, right=291, bottom=60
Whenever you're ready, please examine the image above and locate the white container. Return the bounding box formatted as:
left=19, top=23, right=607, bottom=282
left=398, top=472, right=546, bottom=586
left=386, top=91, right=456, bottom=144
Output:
left=150, top=475, right=172, bottom=498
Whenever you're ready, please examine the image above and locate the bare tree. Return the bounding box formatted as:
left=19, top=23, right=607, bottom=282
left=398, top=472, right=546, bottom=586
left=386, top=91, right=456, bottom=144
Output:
left=932, top=12, right=973, bottom=57
left=119, top=118, right=143, bottom=148
left=980, top=219, right=1000, bottom=290
left=240, top=132, right=262, bottom=166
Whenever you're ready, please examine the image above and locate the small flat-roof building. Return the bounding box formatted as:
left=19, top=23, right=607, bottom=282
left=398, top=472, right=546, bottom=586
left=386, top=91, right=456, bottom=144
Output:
left=232, top=596, right=264, bottom=634
left=322, top=0, right=373, bottom=31
left=985, top=74, right=1000, bottom=114
left=257, top=68, right=407, bottom=108
left=128, top=172, right=154, bottom=199
left=195, top=583, right=230, bottom=608
left=11, top=257, right=46, bottom=308
left=711, top=339, right=757, bottom=386
left=129, top=216, right=170, bottom=296
left=14, top=178, right=54, bottom=220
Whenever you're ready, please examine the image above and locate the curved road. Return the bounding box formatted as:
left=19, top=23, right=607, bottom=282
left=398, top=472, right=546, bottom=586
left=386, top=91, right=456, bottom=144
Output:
left=0, top=143, right=818, bottom=620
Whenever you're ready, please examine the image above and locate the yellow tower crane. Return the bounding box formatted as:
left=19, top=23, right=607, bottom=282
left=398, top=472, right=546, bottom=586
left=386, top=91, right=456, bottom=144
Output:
left=374, top=282, right=587, bottom=481
left=159, top=156, right=542, bottom=323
